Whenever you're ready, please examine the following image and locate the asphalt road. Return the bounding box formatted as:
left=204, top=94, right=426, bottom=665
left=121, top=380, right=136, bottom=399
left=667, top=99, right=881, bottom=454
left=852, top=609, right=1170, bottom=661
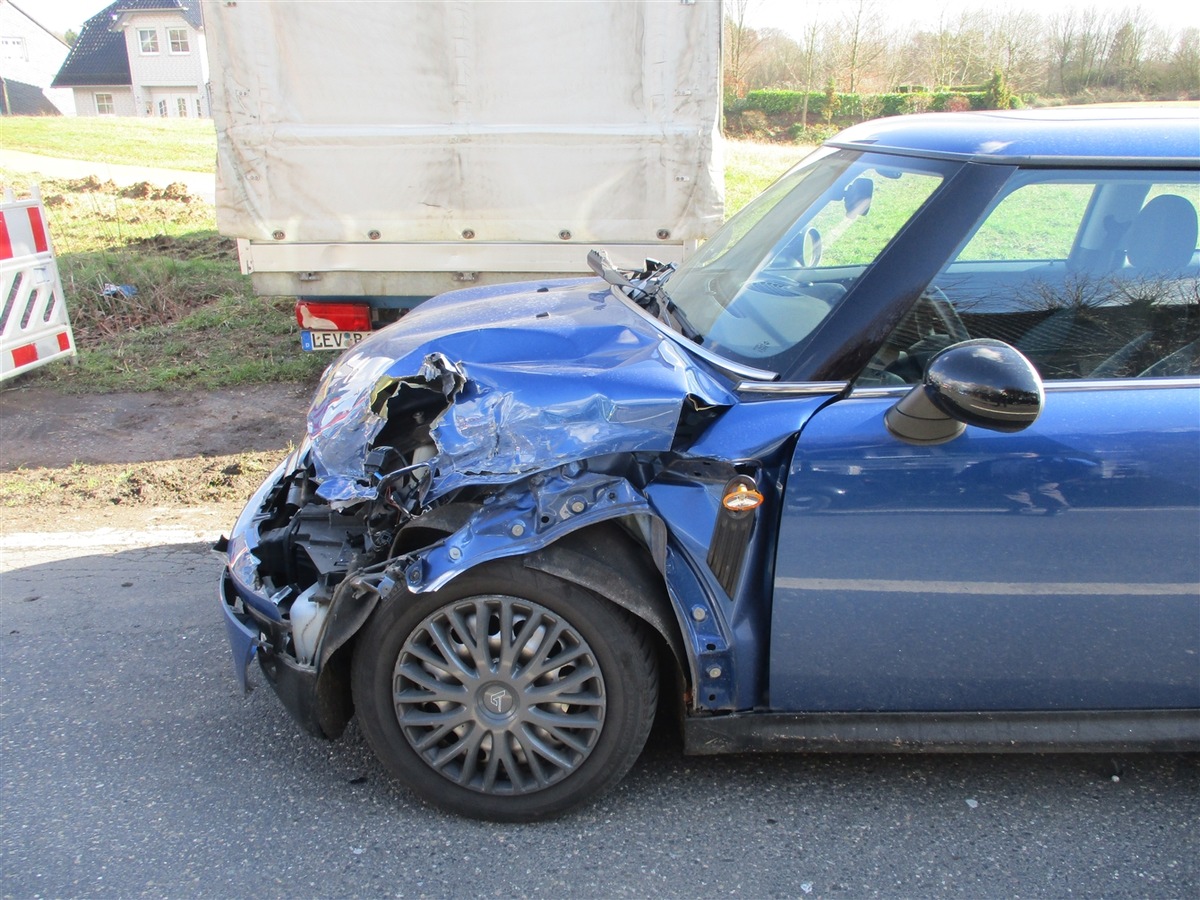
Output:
left=2, top=524, right=1197, bottom=899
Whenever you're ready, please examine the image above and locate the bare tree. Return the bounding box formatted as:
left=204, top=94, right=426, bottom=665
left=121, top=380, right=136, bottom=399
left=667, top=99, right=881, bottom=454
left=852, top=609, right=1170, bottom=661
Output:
left=1106, top=8, right=1153, bottom=90
left=748, top=28, right=806, bottom=90
left=1047, top=9, right=1078, bottom=94
left=984, top=9, right=1046, bottom=91
left=725, top=0, right=764, bottom=97
left=720, top=2, right=1198, bottom=107
left=1073, top=8, right=1119, bottom=90
left=834, top=0, right=888, bottom=93
left=1164, top=27, right=1200, bottom=94
left=798, top=6, right=827, bottom=126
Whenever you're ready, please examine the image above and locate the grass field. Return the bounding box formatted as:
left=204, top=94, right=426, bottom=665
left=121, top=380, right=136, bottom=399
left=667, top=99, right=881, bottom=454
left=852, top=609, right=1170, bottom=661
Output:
left=1, top=117, right=218, bottom=172
left=724, top=140, right=808, bottom=213
left=2, top=120, right=805, bottom=393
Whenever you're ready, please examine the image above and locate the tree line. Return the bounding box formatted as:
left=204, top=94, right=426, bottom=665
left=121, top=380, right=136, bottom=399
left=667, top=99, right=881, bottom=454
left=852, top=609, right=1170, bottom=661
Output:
left=726, top=0, right=1199, bottom=119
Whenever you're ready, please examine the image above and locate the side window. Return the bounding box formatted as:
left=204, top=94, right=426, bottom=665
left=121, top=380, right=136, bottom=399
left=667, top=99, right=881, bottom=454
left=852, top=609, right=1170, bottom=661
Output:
left=859, top=171, right=1200, bottom=385
left=958, top=182, right=1096, bottom=262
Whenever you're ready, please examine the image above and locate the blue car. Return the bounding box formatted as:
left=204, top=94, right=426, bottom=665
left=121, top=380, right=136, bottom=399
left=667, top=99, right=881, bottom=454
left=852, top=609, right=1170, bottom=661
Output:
left=218, top=108, right=1200, bottom=821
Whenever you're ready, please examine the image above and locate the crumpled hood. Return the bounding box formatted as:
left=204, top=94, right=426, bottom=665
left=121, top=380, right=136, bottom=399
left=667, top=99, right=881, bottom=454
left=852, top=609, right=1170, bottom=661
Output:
left=305, top=278, right=737, bottom=503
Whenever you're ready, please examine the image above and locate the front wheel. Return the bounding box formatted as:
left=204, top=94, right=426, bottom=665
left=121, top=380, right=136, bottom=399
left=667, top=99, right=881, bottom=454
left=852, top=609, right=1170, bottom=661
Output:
left=351, top=561, right=659, bottom=821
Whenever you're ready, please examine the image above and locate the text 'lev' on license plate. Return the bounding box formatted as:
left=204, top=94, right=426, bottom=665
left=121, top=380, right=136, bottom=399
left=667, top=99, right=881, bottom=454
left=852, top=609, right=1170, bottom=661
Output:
left=301, top=330, right=369, bottom=351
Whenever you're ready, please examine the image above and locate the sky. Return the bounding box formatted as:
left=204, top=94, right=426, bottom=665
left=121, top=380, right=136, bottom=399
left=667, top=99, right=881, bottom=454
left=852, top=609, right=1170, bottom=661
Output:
left=743, top=0, right=1199, bottom=37
left=33, top=0, right=1200, bottom=42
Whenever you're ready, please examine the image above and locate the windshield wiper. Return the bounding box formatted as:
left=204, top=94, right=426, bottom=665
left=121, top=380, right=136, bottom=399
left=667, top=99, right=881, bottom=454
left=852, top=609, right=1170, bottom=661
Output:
left=587, top=249, right=701, bottom=342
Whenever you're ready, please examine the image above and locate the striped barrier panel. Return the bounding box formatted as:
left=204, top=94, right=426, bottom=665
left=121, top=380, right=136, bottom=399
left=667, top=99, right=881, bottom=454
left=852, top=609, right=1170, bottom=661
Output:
left=0, top=185, right=77, bottom=382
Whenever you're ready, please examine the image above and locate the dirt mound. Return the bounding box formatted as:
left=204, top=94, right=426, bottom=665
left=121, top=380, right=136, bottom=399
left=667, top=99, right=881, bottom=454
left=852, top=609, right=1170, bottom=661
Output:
left=119, top=180, right=198, bottom=203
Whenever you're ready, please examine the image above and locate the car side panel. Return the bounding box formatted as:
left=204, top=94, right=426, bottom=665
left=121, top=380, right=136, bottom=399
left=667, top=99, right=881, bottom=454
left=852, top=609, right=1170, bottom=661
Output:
left=769, top=382, right=1200, bottom=712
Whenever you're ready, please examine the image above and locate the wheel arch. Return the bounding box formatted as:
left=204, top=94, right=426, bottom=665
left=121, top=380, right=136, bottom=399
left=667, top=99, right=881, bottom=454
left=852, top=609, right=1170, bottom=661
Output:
left=519, top=519, right=691, bottom=695
left=322, top=510, right=693, bottom=740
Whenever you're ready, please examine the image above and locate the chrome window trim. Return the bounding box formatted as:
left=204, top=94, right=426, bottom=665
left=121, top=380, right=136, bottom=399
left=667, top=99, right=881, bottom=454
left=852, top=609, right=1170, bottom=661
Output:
left=849, top=376, right=1199, bottom=400
left=1041, top=377, right=1200, bottom=392
left=736, top=381, right=848, bottom=396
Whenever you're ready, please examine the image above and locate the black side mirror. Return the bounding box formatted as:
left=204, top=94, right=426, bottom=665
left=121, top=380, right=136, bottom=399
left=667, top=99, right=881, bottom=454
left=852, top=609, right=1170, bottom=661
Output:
left=885, top=339, right=1044, bottom=445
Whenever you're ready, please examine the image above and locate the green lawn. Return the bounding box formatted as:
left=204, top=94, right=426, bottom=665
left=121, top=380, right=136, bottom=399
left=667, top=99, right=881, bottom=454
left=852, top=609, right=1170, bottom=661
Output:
left=1, top=117, right=217, bottom=172
left=724, top=140, right=809, bottom=214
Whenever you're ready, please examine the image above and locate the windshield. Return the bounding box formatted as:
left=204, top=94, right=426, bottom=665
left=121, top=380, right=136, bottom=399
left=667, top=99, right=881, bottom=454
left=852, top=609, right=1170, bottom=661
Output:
left=664, top=147, right=950, bottom=373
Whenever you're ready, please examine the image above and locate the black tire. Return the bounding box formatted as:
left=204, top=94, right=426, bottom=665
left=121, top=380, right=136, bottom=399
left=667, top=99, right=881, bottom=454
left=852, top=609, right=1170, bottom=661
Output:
left=351, top=559, right=658, bottom=821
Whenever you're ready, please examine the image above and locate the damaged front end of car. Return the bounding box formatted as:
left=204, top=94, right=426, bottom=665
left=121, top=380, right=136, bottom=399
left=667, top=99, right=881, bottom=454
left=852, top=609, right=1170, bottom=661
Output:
left=217, top=278, right=757, bottom=739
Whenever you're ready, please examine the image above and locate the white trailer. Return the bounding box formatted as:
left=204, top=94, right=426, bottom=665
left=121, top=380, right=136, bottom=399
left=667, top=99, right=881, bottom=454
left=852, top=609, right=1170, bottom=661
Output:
left=201, top=0, right=724, bottom=348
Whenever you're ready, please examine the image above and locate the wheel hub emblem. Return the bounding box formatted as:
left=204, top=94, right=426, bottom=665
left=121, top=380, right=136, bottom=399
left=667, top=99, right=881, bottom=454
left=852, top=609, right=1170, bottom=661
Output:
left=482, top=684, right=514, bottom=716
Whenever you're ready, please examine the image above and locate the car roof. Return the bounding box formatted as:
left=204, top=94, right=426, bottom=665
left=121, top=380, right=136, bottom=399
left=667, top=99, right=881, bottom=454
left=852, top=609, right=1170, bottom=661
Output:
left=826, top=107, right=1200, bottom=167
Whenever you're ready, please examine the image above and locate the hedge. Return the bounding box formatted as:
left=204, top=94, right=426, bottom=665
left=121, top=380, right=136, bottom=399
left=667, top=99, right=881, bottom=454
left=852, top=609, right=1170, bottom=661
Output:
left=734, top=88, right=1019, bottom=121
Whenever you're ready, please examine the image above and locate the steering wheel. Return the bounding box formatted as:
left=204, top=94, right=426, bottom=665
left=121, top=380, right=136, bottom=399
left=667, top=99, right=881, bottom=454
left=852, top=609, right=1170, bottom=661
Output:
left=920, top=285, right=970, bottom=343
left=880, top=286, right=971, bottom=382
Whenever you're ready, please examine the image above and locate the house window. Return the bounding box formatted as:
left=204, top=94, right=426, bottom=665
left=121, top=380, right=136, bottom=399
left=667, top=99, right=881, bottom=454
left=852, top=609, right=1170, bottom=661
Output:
left=168, top=27, right=190, bottom=53
left=1, top=36, right=29, bottom=62
left=95, top=93, right=115, bottom=115
left=138, top=28, right=159, bottom=54
left=177, top=97, right=189, bottom=118
left=158, top=99, right=168, bottom=117
left=195, top=98, right=203, bottom=117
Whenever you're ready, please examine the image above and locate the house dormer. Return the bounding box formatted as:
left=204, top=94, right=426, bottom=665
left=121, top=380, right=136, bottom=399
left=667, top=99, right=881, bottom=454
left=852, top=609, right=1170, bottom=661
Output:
left=52, top=0, right=207, bottom=118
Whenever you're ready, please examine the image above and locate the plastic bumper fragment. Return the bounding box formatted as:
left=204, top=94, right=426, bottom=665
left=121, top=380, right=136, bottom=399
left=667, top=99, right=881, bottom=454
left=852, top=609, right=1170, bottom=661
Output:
left=220, top=573, right=260, bottom=693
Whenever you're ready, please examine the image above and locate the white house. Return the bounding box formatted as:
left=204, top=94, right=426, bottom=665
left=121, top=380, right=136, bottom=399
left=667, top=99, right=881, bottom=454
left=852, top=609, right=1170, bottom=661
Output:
left=0, top=0, right=76, bottom=115
left=51, top=0, right=207, bottom=118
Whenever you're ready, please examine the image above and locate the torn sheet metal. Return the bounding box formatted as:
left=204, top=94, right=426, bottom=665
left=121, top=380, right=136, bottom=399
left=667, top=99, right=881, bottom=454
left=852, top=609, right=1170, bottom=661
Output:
left=406, top=467, right=653, bottom=594
left=304, top=279, right=736, bottom=503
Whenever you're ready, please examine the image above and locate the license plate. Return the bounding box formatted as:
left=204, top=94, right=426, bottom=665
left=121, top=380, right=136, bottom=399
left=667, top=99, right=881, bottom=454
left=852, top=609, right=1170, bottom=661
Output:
left=301, top=330, right=369, bottom=351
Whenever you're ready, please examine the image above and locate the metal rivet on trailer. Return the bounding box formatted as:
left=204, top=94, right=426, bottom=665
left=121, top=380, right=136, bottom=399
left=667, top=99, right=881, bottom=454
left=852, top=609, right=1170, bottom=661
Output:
left=461, top=229, right=475, bottom=240
left=656, top=229, right=670, bottom=240
left=559, top=230, right=572, bottom=240
left=272, top=230, right=285, bottom=240
left=368, top=230, right=381, bottom=240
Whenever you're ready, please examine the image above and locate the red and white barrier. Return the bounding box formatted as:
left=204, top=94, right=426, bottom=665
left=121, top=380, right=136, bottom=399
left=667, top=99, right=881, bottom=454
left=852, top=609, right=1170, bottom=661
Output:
left=0, top=185, right=76, bottom=382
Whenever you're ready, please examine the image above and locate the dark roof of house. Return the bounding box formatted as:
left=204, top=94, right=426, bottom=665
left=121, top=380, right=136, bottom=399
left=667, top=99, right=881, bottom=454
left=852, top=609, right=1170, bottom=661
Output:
left=0, top=77, right=62, bottom=115
left=112, top=0, right=201, bottom=29
left=50, top=0, right=200, bottom=89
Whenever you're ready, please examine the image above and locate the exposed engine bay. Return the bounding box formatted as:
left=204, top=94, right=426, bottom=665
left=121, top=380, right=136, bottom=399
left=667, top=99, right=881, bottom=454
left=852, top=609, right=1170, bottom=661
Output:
left=218, top=279, right=787, bottom=741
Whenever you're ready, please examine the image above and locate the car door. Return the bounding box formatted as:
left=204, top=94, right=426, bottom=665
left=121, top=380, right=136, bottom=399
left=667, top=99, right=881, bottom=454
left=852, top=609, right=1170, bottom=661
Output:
left=769, top=169, right=1200, bottom=713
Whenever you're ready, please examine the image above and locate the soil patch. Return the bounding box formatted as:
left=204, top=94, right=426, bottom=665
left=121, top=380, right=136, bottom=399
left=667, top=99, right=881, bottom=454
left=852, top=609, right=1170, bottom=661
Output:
left=0, top=382, right=313, bottom=511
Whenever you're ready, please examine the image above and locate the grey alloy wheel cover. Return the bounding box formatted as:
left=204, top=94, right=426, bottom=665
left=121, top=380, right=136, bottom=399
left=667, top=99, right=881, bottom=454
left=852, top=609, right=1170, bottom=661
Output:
left=393, top=594, right=607, bottom=794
